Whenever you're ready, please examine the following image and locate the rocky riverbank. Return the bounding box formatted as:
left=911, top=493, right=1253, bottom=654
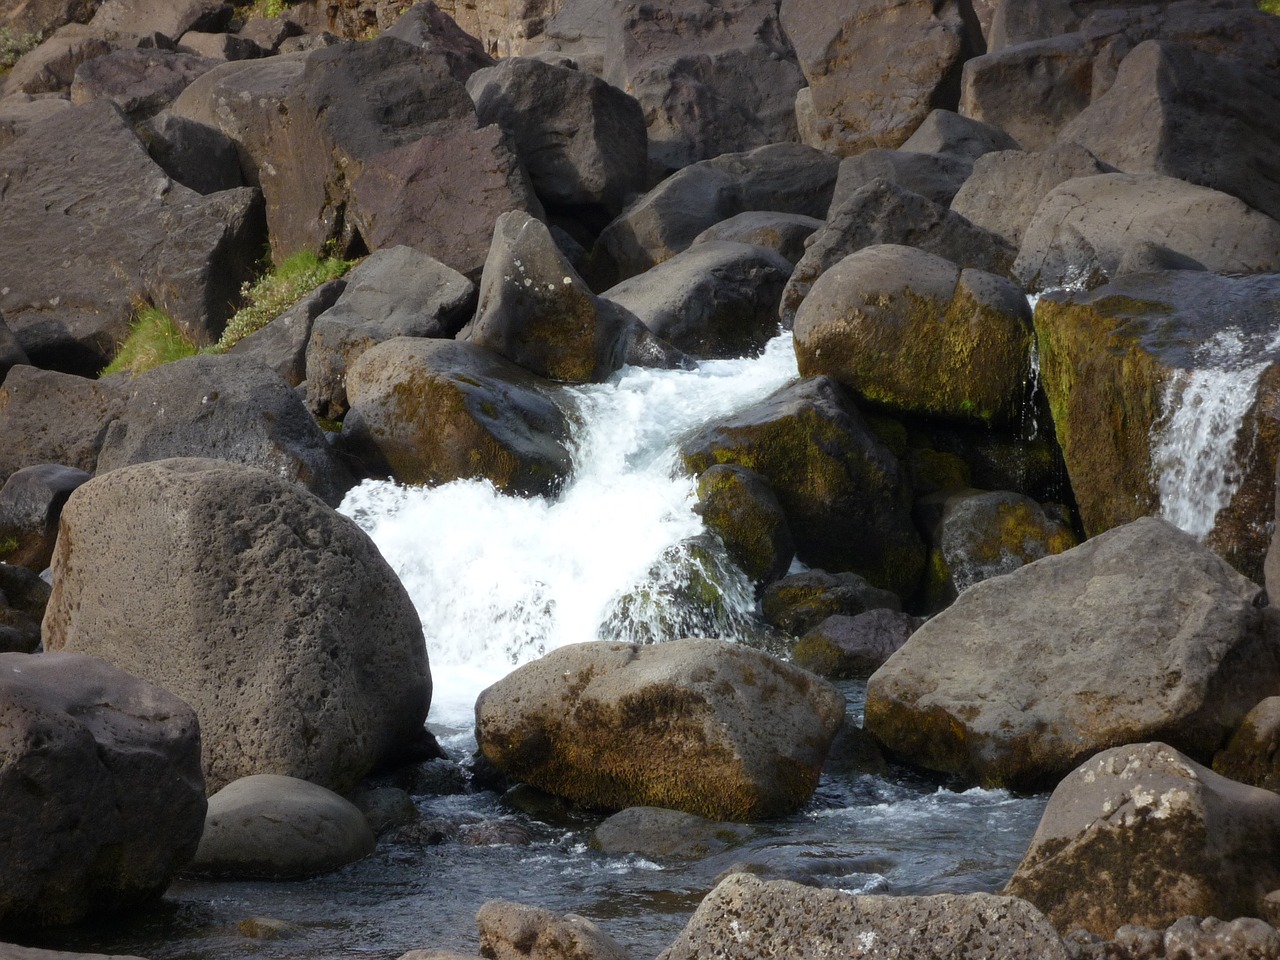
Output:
left=3, top=0, right=1280, bottom=956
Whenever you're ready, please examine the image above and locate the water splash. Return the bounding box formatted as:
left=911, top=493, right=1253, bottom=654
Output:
left=340, top=334, right=801, bottom=726
left=1152, top=327, right=1280, bottom=539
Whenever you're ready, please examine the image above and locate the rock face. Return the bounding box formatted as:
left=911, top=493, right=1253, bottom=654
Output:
left=681, top=377, right=926, bottom=598
left=68, top=48, right=217, bottom=120
left=0, top=464, right=92, bottom=570
left=793, top=244, right=1032, bottom=427
left=658, top=873, right=1069, bottom=960
left=0, top=367, right=123, bottom=487
left=475, top=638, right=846, bottom=821
left=190, top=775, right=376, bottom=879
left=477, top=901, right=632, bottom=960
left=42, top=458, right=433, bottom=794
left=0, top=651, right=206, bottom=928
left=865, top=518, right=1280, bottom=790
left=791, top=610, right=920, bottom=680
left=342, top=337, right=574, bottom=496
left=1006, top=742, right=1280, bottom=938
left=0, top=99, right=263, bottom=373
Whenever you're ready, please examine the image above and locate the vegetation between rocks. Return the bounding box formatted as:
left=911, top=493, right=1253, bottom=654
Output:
left=1262, top=0, right=1280, bottom=15
left=0, top=27, right=41, bottom=71
left=101, top=306, right=201, bottom=377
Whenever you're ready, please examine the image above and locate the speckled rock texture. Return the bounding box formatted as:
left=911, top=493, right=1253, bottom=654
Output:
left=477, top=901, right=633, bottom=960
left=42, top=458, right=432, bottom=794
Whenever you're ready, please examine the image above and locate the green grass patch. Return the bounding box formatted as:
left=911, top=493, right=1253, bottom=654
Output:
left=102, top=305, right=201, bottom=377
left=0, top=27, right=41, bottom=71
left=216, top=249, right=353, bottom=352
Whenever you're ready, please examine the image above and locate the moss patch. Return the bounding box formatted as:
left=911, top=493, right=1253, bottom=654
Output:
left=101, top=305, right=201, bottom=377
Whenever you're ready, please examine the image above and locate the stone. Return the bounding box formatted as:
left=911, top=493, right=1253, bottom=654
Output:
left=694, top=464, right=794, bottom=587
left=1213, top=697, right=1280, bottom=793
left=791, top=610, right=920, bottom=680
left=831, top=148, right=977, bottom=208
left=228, top=278, right=346, bottom=388
left=601, top=241, right=792, bottom=360
left=780, top=0, right=973, bottom=156
left=899, top=107, right=1021, bottom=160
left=0, top=313, right=29, bottom=380
left=949, top=143, right=1114, bottom=248
left=0, top=100, right=264, bottom=374
left=0, top=367, right=123, bottom=486
left=864, top=518, right=1280, bottom=790
left=592, top=806, right=752, bottom=859
left=432, top=0, right=554, bottom=58
left=467, top=55, right=646, bottom=220
left=475, top=638, right=846, bottom=821
left=235, top=15, right=304, bottom=53
left=0, top=650, right=206, bottom=928
left=88, top=0, right=231, bottom=40
left=1015, top=174, right=1280, bottom=293
left=0, top=0, right=105, bottom=39
left=0, top=464, right=92, bottom=571
left=95, top=354, right=353, bottom=506
left=779, top=179, right=1016, bottom=329
left=176, top=30, right=267, bottom=61
left=304, top=246, right=474, bottom=419
left=658, top=874, right=1069, bottom=960
left=0, top=561, right=50, bottom=652
left=383, top=1, right=494, bottom=82
left=43, top=458, right=433, bottom=794
left=761, top=570, right=901, bottom=638
left=3, top=23, right=114, bottom=96
left=1006, top=742, right=1280, bottom=938
left=477, top=902, right=632, bottom=960
left=342, top=337, right=574, bottom=496
left=681, top=377, right=926, bottom=598
left=190, top=774, right=376, bottom=879
left=464, top=211, right=629, bottom=383
left=69, top=47, right=217, bottom=119
left=690, top=212, right=822, bottom=267
left=793, top=244, right=1033, bottom=426
left=138, top=109, right=244, bottom=195
left=0, top=945, right=148, bottom=960
left=0, top=94, right=71, bottom=151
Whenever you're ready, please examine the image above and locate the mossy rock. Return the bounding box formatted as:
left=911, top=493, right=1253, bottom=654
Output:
left=1213, top=695, right=1280, bottom=793
left=761, top=569, right=901, bottom=637
left=791, top=609, right=920, bottom=680
left=694, top=464, right=794, bottom=587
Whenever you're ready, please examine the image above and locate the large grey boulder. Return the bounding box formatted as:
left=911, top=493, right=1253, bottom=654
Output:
left=0, top=651, right=206, bottom=928
left=592, top=806, right=752, bottom=859
left=228, top=278, right=346, bottom=388
left=382, top=0, right=495, bottom=81
left=342, top=337, right=574, bottom=497
left=791, top=610, right=921, bottom=681
left=0, top=367, right=123, bottom=486
left=140, top=108, right=245, bottom=195
left=475, top=638, right=845, bottom=821
left=865, top=518, right=1280, bottom=790
left=477, top=902, right=632, bottom=960
left=0, top=464, right=92, bottom=571
left=68, top=47, right=217, bottom=120
left=428, top=0, right=553, bottom=59
left=694, top=464, right=794, bottom=587
left=659, top=874, right=1069, bottom=960
left=831, top=148, right=977, bottom=208
left=690, top=211, right=822, bottom=267
left=190, top=774, right=376, bottom=880
left=0, top=99, right=263, bottom=373
left=88, top=0, right=231, bottom=39
left=42, top=458, right=433, bottom=794
left=3, top=23, right=115, bottom=97
left=899, top=107, right=1021, bottom=160
left=1006, top=742, right=1280, bottom=938
left=305, top=246, right=475, bottom=419
left=0, top=95, right=71, bottom=152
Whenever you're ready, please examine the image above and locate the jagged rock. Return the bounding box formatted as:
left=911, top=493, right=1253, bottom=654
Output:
left=831, top=148, right=977, bottom=208
left=760, top=569, right=901, bottom=637
left=305, top=246, right=474, bottom=418
left=139, top=109, right=243, bottom=194
left=477, top=902, right=632, bottom=960
left=432, top=0, right=554, bottom=58
left=682, top=377, right=926, bottom=598
left=0, top=0, right=105, bottom=39
left=0, top=464, right=92, bottom=571
left=342, top=337, right=574, bottom=496
left=792, top=610, right=921, bottom=680
left=67, top=47, right=216, bottom=119
left=228, top=278, right=346, bottom=388
left=1213, top=697, right=1280, bottom=793
left=865, top=518, right=1280, bottom=790
left=43, top=458, right=433, bottom=794
left=0, top=99, right=264, bottom=373
left=690, top=212, right=822, bottom=267
left=475, top=638, right=845, bottom=821
left=779, top=179, right=1016, bottom=329
left=592, top=806, right=752, bottom=859
left=780, top=0, right=973, bottom=156
left=0, top=367, right=123, bottom=486
left=3, top=23, right=114, bottom=96
left=694, top=464, right=794, bottom=587
left=793, top=244, right=1032, bottom=426
left=176, top=30, right=267, bottom=61
left=899, top=108, right=1021, bottom=159
left=0, top=561, right=50, bottom=652
left=383, top=1, right=494, bottom=81
left=235, top=15, right=304, bottom=53
left=658, top=874, right=1069, bottom=960
left=88, top=0, right=232, bottom=40
left=190, top=775, right=376, bottom=879
left=0, top=650, right=206, bottom=928
left=1006, top=742, right=1280, bottom=938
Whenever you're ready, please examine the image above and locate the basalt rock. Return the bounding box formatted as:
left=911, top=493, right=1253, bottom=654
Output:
left=228, top=278, right=346, bottom=388
left=0, top=464, right=92, bottom=571
left=1213, top=697, right=1280, bottom=794
left=761, top=569, right=901, bottom=638
left=690, top=212, right=822, bottom=267
left=694, top=464, right=794, bottom=588
left=899, top=108, right=1020, bottom=160
left=382, top=1, right=494, bottom=81
left=791, top=610, right=921, bottom=681
left=0, top=367, right=123, bottom=486
left=592, top=806, right=752, bottom=860
left=0, top=560, right=50, bottom=652
left=68, top=47, right=217, bottom=120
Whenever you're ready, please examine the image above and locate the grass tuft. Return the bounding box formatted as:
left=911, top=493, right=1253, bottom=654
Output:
left=216, top=249, right=353, bottom=352
left=0, top=26, right=41, bottom=70
left=101, top=305, right=201, bottom=377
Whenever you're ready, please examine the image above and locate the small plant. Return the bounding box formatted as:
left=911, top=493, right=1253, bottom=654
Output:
left=0, top=27, right=41, bottom=70
left=216, top=249, right=354, bottom=352
left=101, top=305, right=201, bottom=377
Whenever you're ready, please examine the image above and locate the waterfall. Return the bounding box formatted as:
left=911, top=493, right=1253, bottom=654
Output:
left=1152, top=327, right=1280, bottom=540
left=340, top=334, right=801, bottom=727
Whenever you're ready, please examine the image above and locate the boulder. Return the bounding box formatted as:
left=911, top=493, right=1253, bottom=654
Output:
left=0, top=313, right=30, bottom=381
left=1034, top=270, right=1280, bottom=582
left=228, top=278, right=346, bottom=388
left=694, top=464, right=794, bottom=587
left=0, top=464, right=92, bottom=570
left=0, top=944, right=149, bottom=960
left=779, top=0, right=973, bottom=156
left=587, top=142, right=838, bottom=288
left=658, top=874, right=1069, bottom=960
left=601, top=241, right=792, bottom=360
left=430, top=0, right=554, bottom=59
left=791, top=610, right=920, bottom=680
left=467, top=55, right=646, bottom=220
left=190, top=774, right=376, bottom=879
left=235, top=15, right=304, bottom=54
left=382, top=1, right=495, bottom=81
left=1213, top=697, right=1280, bottom=793
left=139, top=109, right=244, bottom=195
left=464, top=211, right=630, bottom=383
left=1006, top=742, right=1280, bottom=938
left=592, top=806, right=752, bottom=859
left=831, top=148, right=977, bottom=208
left=690, top=212, right=822, bottom=267
left=3, top=24, right=114, bottom=96
left=88, top=0, right=231, bottom=39
left=477, top=902, right=632, bottom=960
left=304, top=246, right=475, bottom=419
left=793, top=244, right=1033, bottom=427
left=475, top=637, right=846, bottom=821
left=0, top=94, right=71, bottom=151
left=761, top=569, right=901, bottom=637
left=949, top=143, right=1115, bottom=247
left=681, top=377, right=926, bottom=598
left=0, top=367, right=122, bottom=486
left=176, top=30, right=268, bottom=61
left=342, top=337, right=574, bottom=496
left=0, top=99, right=264, bottom=373
left=899, top=108, right=1021, bottom=160
left=0, top=0, right=105, bottom=39
left=0, top=650, right=206, bottom=928
left=599, top=0, right=805, bottom=172
left=42, top=458, right=433, bottom=794
left=778, top=179, right=1016, bottom=329
left=95, top=354, right=353, bottom=506
left=864, top=518, right=1280, bottom=790
left=0, top=560, right=50, bottom=652
left=1014, top=173, right=1280, bottom=292
left=68, top=47, right=217, bottom=120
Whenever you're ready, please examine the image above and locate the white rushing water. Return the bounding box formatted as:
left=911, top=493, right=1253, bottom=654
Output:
left=340, top=334, right=801, bottom=728
left=1152, top=327, right=1280, bottom=539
